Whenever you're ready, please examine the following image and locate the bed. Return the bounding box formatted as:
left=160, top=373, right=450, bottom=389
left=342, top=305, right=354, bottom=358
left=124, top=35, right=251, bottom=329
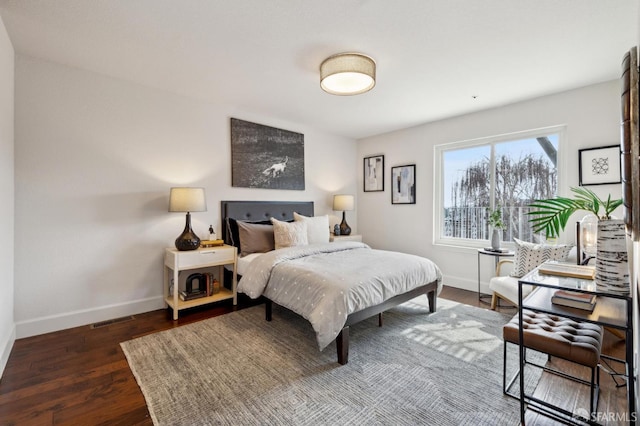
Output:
left=221, top=200, right=442, bottom=364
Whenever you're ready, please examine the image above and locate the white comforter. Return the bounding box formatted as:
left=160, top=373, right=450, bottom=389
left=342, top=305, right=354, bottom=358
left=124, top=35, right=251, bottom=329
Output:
left=238, top=242, right=443, bottom=350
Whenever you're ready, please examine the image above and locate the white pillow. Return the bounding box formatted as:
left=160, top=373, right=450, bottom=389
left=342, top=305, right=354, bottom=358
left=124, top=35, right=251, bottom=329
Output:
left=510, top=238, right=573, bottom=278
left=270, top=218, right=308, bottom=249
left=293, top=212, right=330, bottom=244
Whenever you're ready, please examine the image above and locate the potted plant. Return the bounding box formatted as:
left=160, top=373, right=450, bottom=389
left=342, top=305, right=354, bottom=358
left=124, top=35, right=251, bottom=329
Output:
left=527, top=186, right=622, bottom=238
left=487, top=208, right=505, bottom=250
left=527, top=186, right=628, bottom=294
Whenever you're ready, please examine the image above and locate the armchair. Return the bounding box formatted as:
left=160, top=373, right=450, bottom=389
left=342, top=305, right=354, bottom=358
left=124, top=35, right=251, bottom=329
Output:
left=488, top=239, right=575, bottom=309
left=489, top=259, right=534, bottom=309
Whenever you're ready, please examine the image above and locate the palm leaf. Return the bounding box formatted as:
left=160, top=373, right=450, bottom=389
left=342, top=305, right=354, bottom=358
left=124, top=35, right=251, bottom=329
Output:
left=527, top=194, right=584, bottom=238
left=526, top=186, right=622, bottom=238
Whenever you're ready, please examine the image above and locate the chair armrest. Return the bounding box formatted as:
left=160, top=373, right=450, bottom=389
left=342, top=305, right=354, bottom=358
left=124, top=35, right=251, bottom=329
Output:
left=496, top=259, right=514, bottom=276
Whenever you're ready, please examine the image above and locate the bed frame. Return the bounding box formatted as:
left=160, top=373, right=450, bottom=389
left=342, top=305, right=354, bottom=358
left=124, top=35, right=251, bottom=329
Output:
left=220, top=200, right=438, bottom=365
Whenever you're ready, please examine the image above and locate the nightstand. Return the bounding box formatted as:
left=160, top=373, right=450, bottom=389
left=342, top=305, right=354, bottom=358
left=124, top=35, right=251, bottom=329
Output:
left=330, top=234, right=362, bottom=242
left=163, top=245, right=237, bottom=320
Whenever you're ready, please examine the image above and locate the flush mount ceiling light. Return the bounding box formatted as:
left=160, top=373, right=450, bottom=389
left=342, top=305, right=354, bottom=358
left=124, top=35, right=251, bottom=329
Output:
left=320, top=53, right=376, bottom=95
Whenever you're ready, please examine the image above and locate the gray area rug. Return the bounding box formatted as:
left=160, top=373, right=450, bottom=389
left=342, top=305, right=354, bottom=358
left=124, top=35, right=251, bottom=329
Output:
left=121, top=298, right=542, bottom=425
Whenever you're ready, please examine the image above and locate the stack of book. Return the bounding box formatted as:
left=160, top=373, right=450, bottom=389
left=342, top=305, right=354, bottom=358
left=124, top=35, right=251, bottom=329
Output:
left=179, top=289, right=207, bottom=301
left=201, top=239, right=224, bottom=247
left=483, top=247, right=510, bottom=253
left=179, top=273, right=221, bottom=301
left=551, top=289, right=596, bottom=312
left=538, top=260, right=596, bottom=280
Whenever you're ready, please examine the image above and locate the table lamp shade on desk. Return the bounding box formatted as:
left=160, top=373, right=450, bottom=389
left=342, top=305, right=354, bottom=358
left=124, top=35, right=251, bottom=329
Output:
left=333, top=194, right=354, bottom=236
left=169, top=187, right=207, bottom=251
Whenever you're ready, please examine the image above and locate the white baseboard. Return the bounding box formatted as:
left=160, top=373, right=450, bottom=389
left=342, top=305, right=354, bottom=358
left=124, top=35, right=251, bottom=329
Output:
left=11, top=276, right=485, bottom=340
left=0, top=325, right=16, bottom=379
left=15, top=296, right=165, bottom=339
left=441, top=274, right=478, bottom=293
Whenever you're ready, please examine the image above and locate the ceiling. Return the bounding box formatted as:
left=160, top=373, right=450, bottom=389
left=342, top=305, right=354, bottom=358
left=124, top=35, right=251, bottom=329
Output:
left=0, top=0, right=638, bottom=139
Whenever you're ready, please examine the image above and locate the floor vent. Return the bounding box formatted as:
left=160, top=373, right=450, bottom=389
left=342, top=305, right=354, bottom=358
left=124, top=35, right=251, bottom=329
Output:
left=90, top=315, right=135, bottom=329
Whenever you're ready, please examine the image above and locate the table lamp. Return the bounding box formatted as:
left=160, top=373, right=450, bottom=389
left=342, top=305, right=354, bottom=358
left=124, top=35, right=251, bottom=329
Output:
left=577, top=214, right=598, bottom=265
left=333, top=194, right=354, bottom=236
left=169, top=187, right=207, bottom=251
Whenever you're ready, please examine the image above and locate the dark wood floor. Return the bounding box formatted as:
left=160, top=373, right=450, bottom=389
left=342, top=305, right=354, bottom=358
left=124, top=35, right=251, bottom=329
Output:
left=0, top=287, right=630, bottom=425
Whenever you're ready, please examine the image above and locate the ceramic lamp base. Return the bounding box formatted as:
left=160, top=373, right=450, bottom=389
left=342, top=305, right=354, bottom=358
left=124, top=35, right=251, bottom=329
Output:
left=175, top=212, right=201, bottom=251
left=339, top=211, right=351, bottom=236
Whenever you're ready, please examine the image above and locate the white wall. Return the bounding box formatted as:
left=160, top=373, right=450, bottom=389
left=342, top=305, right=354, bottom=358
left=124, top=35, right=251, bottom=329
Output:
left=357, top=80, right=622, bottom=292
left=0, top=15, right=15, bottom=376
left=13, top=55, right=357, bottom=338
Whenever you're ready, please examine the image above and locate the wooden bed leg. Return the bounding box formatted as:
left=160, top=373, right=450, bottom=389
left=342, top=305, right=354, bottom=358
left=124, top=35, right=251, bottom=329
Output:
left=378, top=313, right=383, bottom=327
left=426, top=290, right=437, bottom=313
left=336, top=326, right=349, bottom=365
left=265, top=299, right=272, bottom=321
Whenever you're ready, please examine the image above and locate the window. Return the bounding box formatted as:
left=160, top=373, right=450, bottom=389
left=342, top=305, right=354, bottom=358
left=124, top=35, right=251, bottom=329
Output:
left=434, top=127, right=563, bottom=246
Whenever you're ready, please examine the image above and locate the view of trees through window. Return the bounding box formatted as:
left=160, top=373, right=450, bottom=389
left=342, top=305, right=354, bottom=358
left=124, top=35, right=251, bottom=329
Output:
left=442, top=132, right=559, bottom=243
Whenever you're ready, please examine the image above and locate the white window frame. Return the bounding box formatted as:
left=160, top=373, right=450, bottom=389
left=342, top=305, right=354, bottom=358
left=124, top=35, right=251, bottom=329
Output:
left=433, top=125, right=567, bottom=248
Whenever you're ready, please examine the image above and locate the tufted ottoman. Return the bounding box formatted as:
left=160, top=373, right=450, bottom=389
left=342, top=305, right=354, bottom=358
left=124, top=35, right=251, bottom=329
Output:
left=503, top=309, right=603, bottom=418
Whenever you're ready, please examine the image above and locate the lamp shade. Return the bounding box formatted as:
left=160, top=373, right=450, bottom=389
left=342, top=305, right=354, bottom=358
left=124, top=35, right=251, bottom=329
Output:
left=320, top=53, right=376, bottom=95
left=333, top=194, right=355, bottom=211
left=168, top=187, right=207, bottom=212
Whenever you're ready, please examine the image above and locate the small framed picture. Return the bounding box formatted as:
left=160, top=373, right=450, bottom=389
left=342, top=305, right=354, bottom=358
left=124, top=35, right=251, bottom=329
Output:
left=391, top=164, right=416, bottom=204
left=364, top=155, right=384, bottom=192
left=578, top=145, right=621, bottom=186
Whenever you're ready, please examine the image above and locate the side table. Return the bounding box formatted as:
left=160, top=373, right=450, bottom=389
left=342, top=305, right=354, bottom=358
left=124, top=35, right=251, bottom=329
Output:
left=164, top=245, right=238, bottom=320
left=330, top=234, right=362, bottom=242
left=477, top=248, right=515, bottom=305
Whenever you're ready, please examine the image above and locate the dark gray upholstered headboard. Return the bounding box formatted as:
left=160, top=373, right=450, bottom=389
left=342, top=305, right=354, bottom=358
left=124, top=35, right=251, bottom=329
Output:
left=220, top=201, right=314, bottom=246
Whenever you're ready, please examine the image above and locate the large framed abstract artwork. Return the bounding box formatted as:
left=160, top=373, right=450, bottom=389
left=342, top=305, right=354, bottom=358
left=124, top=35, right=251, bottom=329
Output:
left=363, top=155, right=384, bottom=192
left=578, top=145, right=622, bottom=186
left=231, top=118, right=305, bottom=190
left=391, top=164, right=416, bottom=205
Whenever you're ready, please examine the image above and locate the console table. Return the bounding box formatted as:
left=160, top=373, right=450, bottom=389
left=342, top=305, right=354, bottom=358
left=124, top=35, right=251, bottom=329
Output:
left=516, top=268, right=635, bottom=424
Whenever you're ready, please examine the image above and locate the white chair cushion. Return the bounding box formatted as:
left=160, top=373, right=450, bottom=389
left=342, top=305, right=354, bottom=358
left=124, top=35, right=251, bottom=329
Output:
left=489, top=275, right=535, bottom=306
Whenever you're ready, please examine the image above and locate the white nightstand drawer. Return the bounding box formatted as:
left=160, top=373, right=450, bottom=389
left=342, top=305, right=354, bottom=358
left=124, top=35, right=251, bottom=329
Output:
left=166, top=246, right=236, bottom=269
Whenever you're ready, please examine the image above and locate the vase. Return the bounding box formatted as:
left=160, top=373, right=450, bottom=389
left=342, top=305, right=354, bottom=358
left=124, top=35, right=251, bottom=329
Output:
left=491, top=228, right=501, bottom=250
left=595, top=219, right=629, bottom=295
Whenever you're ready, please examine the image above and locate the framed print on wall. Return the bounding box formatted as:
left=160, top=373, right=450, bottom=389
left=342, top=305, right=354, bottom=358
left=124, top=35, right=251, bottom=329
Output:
left=230, top=118, right=305, bottom=190
left=364, top=155, right=384, bottom=192
left=578, top=145, right=622, bottom=186
left=391, top=164, right=416, bottom=204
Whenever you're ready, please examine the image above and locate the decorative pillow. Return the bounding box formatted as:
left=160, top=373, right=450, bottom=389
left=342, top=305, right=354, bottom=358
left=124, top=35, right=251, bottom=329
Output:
left=510, top=238, right=573, bottom=278
left=236, top=221, right=275, bottom=257
left=225, top=218, right=272, bottom=252
left=293, top=212, right=330, bottom=244
left=271, top=218, right=308, bottom=249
